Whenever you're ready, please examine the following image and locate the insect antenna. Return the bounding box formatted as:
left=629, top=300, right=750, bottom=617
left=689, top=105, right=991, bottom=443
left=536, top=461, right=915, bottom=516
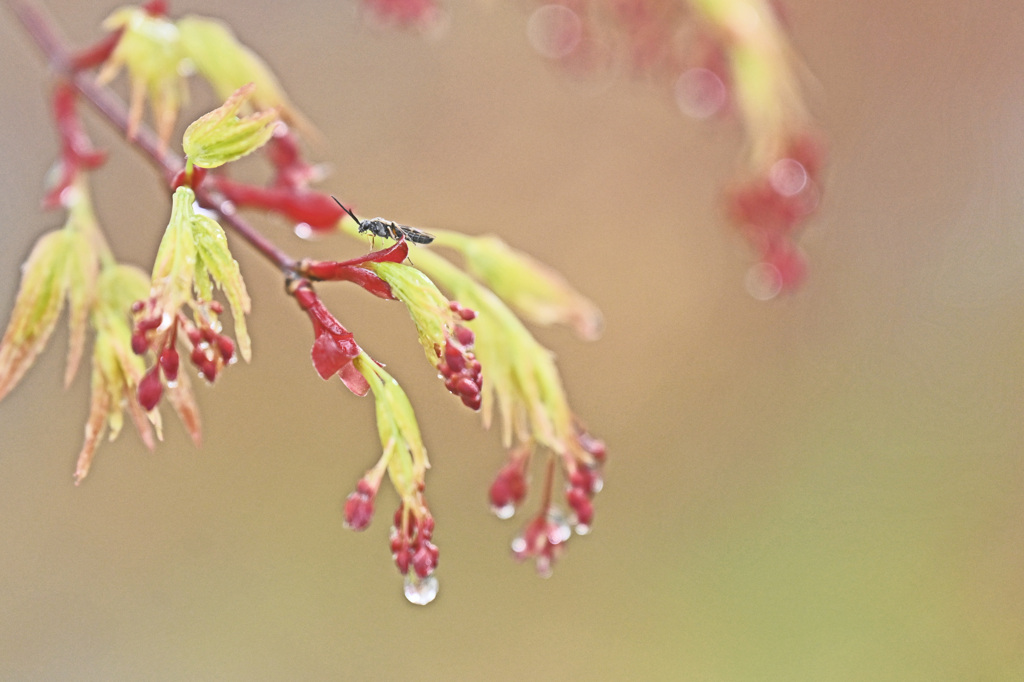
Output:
left=331, top=195, right=361, bottom=225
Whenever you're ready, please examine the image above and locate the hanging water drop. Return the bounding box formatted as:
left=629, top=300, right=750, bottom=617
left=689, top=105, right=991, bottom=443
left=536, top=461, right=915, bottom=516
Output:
left=546, top=507, right=572, bottom=544
left=491, top=502, right=516, bottom=520
left=403, top=573, right=439, bottom=606
left=510, top=535, right=527, bottom=554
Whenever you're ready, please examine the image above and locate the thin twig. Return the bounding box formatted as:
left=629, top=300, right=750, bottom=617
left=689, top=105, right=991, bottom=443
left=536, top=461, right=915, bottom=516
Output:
left=8, top=0, right=300, bottom=274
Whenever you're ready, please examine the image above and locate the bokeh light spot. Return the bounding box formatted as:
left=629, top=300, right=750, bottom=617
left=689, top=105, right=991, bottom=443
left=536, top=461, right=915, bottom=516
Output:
left=527, top=4, right=583, bottom=60
left=745, top=261, right=784, bottom=300
left=674, top=67, right=727, bottom=119
left=769, top=158, right=808, bottom=197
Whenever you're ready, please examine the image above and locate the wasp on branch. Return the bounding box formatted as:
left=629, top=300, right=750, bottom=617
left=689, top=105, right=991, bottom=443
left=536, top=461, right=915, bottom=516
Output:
left=332, top=196, right=435, bottom=245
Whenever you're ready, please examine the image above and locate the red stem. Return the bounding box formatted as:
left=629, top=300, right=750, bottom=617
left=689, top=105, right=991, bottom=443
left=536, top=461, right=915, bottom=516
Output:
left=9, top=0, right=300, bottom=274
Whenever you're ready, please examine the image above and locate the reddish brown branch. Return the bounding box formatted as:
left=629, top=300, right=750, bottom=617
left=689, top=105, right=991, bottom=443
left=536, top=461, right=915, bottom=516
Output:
left=8, top=0, right=300, bottom=274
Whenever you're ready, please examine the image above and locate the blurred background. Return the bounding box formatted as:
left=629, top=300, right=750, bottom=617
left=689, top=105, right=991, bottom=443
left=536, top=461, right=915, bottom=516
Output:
left=1, top=0, right=1022, bottom=679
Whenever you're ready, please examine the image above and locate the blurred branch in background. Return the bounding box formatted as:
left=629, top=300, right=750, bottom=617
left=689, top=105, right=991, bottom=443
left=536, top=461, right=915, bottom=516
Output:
left=364, top=0, right=827, bottom=298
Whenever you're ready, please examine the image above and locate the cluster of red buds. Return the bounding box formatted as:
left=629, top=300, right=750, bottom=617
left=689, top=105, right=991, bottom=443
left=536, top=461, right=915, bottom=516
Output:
left=563, top=430, right=606, bottom=533
left=130, top=299, right=236, bottom=410
left=518, top=1, right=825, bottom=293
left=437, top=302, right=482, bottom=410
left=511, top=507, right=572, bottom=578
left=489, top=446, right=530, bottom=519
left=495, top=427, right=606, bottom=576
left=391, top=503, right=440, bottom=603
left=391, top=505, right=439, bottom=578
left=343, top=475, right=380, bottom=531
left=727, top=132, right=826, bottom=293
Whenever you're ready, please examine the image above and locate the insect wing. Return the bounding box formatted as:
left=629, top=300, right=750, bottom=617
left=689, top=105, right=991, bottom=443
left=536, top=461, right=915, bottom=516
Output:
left=395, top=224, right=435, bottom=245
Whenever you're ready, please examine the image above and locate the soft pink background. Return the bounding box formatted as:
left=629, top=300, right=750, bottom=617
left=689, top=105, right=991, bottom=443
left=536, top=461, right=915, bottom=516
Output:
left=1, top=1, right=1022, bottom=679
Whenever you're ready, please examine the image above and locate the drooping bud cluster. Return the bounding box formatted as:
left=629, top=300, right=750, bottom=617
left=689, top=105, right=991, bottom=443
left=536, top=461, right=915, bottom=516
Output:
left=498, top=427, right=605, bottom=574
left=362, top=259, right=484, bottom=411
left=346, top=353, right=440, bottom=604
left=516, top=0, right=826, bottom=292
left=391, top=504, right=439, bottom=581
left=130, top=299, right=236, bottom=410
left=343, top=476, right=380, bottom=531
left=511, top=506, right=572, bottom=579
left=437, top=303, right=482, bottom=410
left=488, top=446, right=530, bottom=519
left=728, top=133, right=826, bottom=295
left=407, top=247, right=607, bottom=576
left=563, top=429, right=606, bottom=534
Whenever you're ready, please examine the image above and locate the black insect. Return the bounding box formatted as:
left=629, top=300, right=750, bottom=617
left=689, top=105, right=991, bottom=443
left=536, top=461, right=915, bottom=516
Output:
left=332, top=196, right=435, bottom=245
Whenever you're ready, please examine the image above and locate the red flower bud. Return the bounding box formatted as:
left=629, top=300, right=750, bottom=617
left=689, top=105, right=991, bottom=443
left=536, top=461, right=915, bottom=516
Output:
left=137, top=366, right=163, bottom=411
left=158, top=348, right=179, bottom=381
left=412, top=541, right=439, bottom=578
left=131, top=331, right=149, bottom=355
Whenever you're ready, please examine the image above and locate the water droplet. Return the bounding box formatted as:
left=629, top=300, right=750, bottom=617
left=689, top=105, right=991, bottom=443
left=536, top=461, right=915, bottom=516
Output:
left=574, top=522, right=591, bottom=536
left=546, top=508, right=572, bottom=544
left=674, top=67, right=727, bottom=119
left=527, top=4, right=582, bottom=59
left=491, top=503, right=516, bottom=520
left=165, top=379, right=178, bottom=388
left=403, top=574, right=439, bottom=606
left=510, top=536, right=527, bottom=554
left=294, top=223, right=314, bottom=240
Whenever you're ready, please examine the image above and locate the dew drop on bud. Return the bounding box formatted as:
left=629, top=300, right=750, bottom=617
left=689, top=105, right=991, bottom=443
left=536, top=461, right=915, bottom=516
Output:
left=547, top=507, right=572, bottom=544
left=510, top=535, right=527, bottom=554
left=491, top=502, right=516, bottom=520
left=294, top=223, right=314, bottom=240
left=403, top=574, right=439, bottom=606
